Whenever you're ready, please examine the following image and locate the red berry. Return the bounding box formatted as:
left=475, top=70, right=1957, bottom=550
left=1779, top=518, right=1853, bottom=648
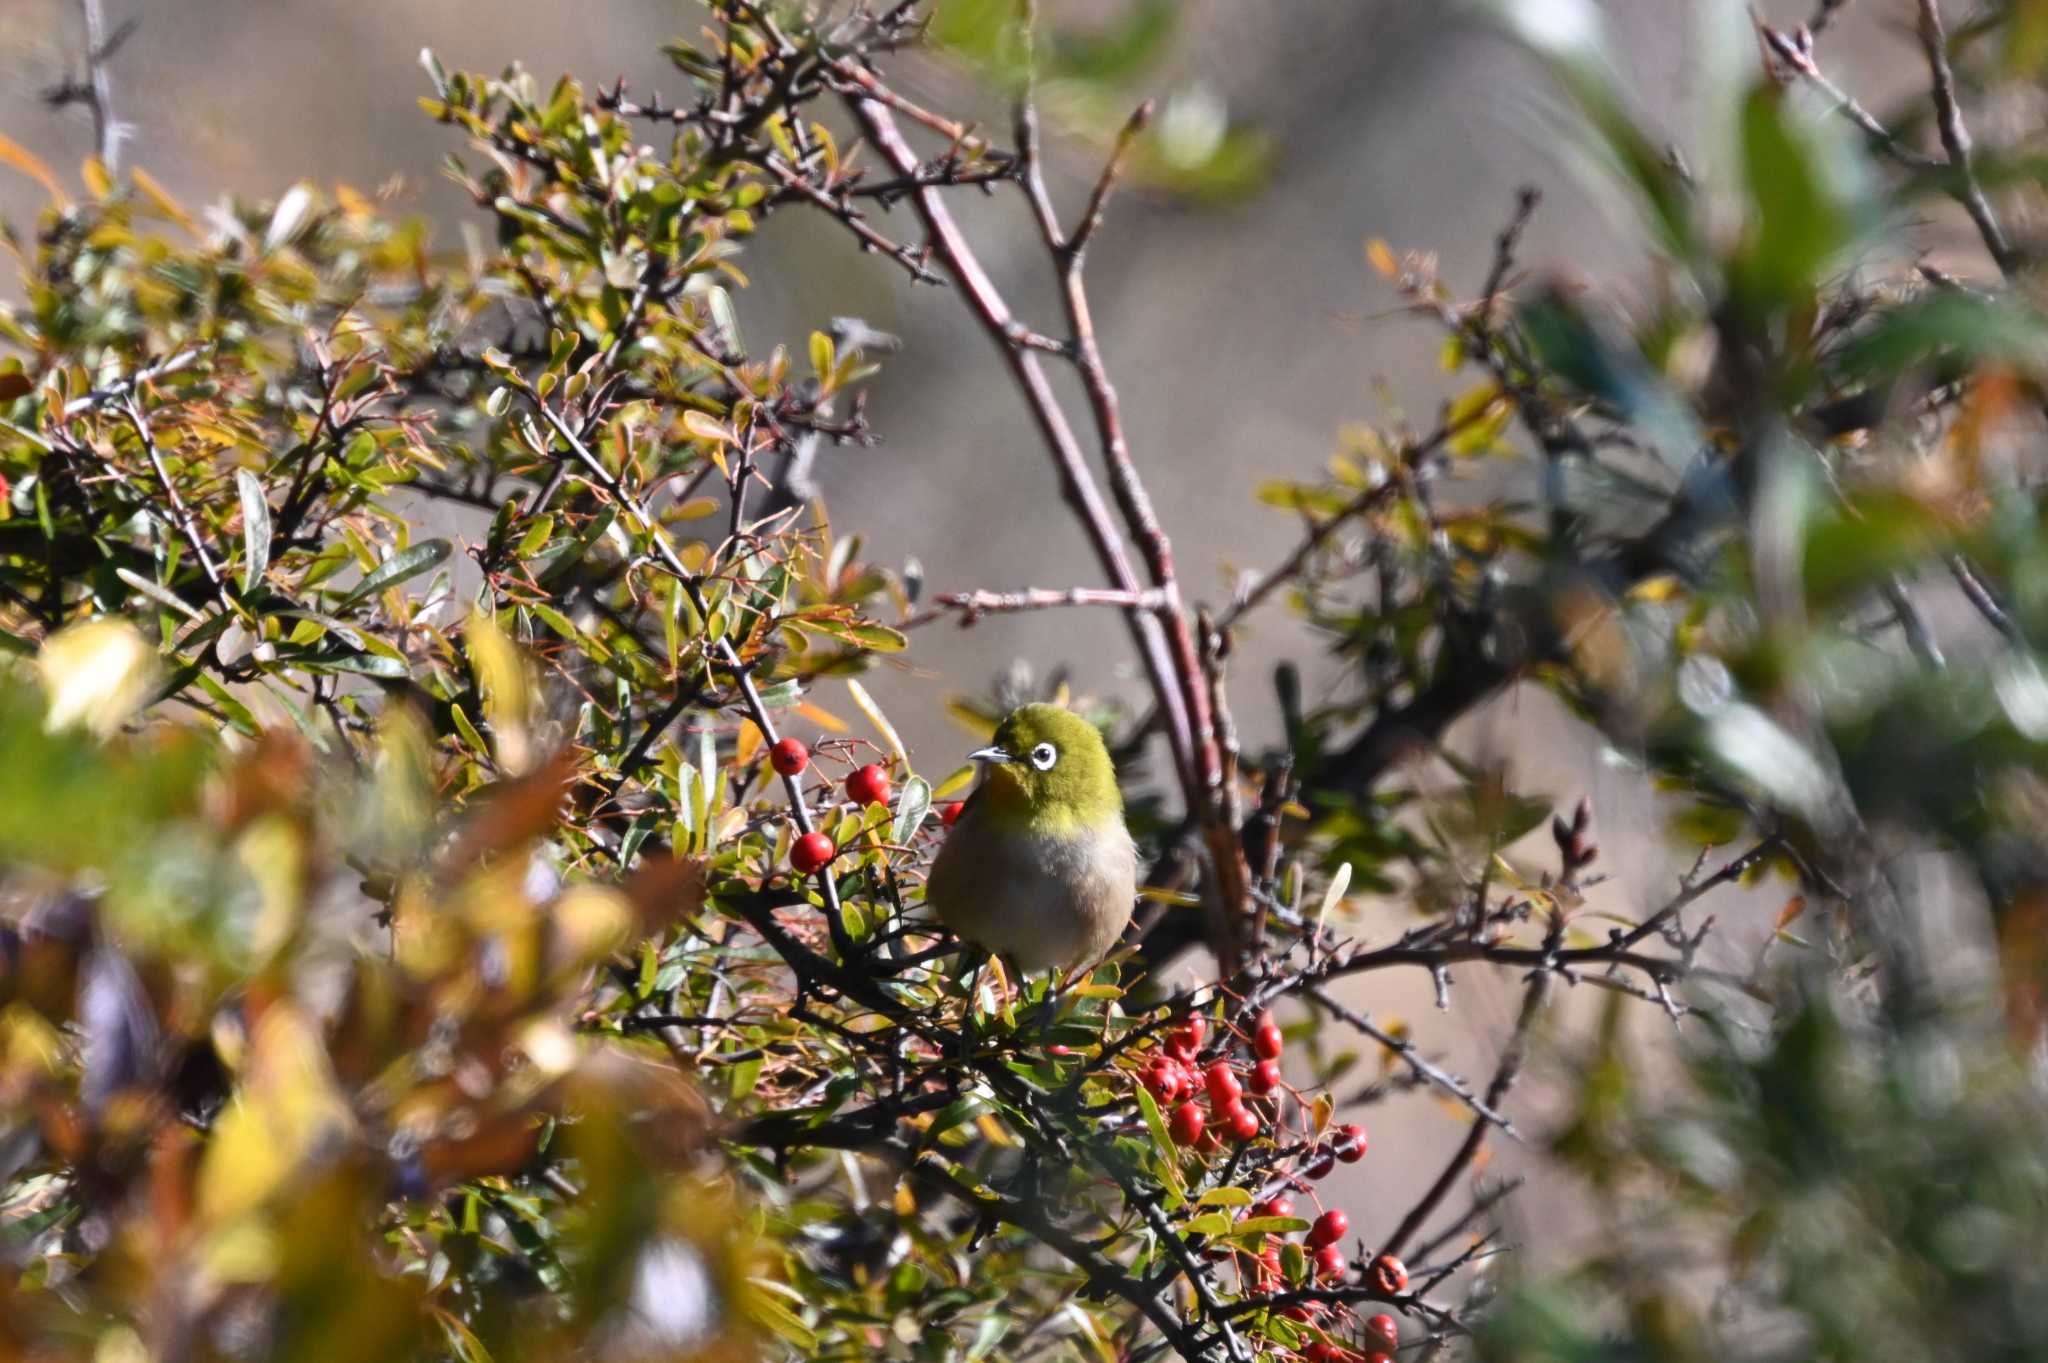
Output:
left=789, top=831, right=835, bottom=875
left=846, top=763, right=891, bottom=807
left=1302, top=1146, right=1336, bottom=1180
left=1169, top=1101, right=1205, bottom=1147
left=1364, top=1315, right=1399, bottom=1351
left=768, top=737, right=809, bottom=776
left=1303, top=1345, right=1338, bottom=1363
left=1369, top=1253, right=1408, bottom=1295
left=1307, top=1208, right=1349, bottom=1248
left=1253, top=1024, right=1285, bottom=1060
left=939, top=800, right=966, bottom=826
left=1143, top=1059, right=1177, bottom=1101
left=1224, top=1102, right=1260, bottom=1142
left=1258, top=1244, right=1282, bottom=1281
left=1333, top=1123, right=1368, bottom=1163
left=1365, top=1355, right=1394, bottom=1363
left=1204, top=1061, right=1242, bottom=1104
left=1251, top=1195, right=1295, bottom=1221
left=1249, top=1058, right=1281, bottom=1095
left=1313, top=1245, right=1349, bottom=1281
left=1170, top=1017, right=1206, bottom=1057
left=1047, top=1044, right=1072, bottom=1057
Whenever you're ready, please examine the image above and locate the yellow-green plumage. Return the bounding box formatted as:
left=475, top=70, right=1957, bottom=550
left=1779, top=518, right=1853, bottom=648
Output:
left=925, top=704, right=1137, bottom=971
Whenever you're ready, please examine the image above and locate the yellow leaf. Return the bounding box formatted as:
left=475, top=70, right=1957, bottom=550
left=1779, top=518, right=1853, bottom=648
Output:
left=0, top=134, right=67, bottom=205
left=1316, top=862, right=1352, bottom=927
left=38, top=618, right=159, bottom=737
left=196, top=1004, right=354, bottom=1228
left=845, top=678, right=906, bottom=763
left=1626, top=574, right=1687, bottom=604
left=551, top=885, right=632, bottom=969
left=133, top=166, right=199, bottom=234
left=1445, top=382, right=1514, bottom=457
left=1365, top=238, right=1398, bottom=279
left=466, top=608, right=534, bottom=774
left=943, top=700, right=999, bottom=740
left=931, top=763, right=976, bottom=799
left=80, top=157, right=111, bottom=200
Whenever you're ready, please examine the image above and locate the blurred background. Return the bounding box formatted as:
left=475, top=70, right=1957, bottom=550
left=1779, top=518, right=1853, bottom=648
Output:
left=0, top=0, right=1966, bottom=1273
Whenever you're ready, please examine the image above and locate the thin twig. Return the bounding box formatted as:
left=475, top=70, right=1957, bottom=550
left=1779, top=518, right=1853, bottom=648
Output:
left=1305, top=985, right=1522, bottom=1137
left=1915, top=0, right=2020, bottom=277
left=918, top=585, right=1168, bottom=624
left=120, top=397, right=226, bottom=595
left=1378, top=964, right=1551, bottom=1260
left=1758, top=24, right=1940, bottom=169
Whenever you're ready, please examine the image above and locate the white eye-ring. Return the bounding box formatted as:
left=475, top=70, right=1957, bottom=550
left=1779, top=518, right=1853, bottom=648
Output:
left=1028, top=742, right=1058, bottom=771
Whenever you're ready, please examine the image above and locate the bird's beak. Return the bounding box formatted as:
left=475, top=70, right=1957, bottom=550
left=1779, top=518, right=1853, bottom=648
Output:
left=968, top=745, right=1013, bottom=764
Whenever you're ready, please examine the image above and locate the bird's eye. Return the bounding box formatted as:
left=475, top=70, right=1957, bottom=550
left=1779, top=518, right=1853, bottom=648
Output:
left=1029, top=742, right=1058, bottom=770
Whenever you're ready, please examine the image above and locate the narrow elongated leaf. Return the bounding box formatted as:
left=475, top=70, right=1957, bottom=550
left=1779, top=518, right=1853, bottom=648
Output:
left=236, top=469, right=272, bottom=594
left=335, top=538, right=451, bottom=607
left=114, top=568, right=204, bottom=622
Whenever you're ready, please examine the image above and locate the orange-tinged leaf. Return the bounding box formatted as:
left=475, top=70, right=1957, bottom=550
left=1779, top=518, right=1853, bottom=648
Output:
left=682, top=409, right=736, bottom=445
left=0, top=134, right=66, bottom=205
left=736, top=718, right=764, bottom=765
left=796, top=700, right=849, bottom=734
left=80, top=157, right=111, bottom=200
left=1366, top=238, right=1398, bottom=279
left=1775, top=895, right=1808, bottom=931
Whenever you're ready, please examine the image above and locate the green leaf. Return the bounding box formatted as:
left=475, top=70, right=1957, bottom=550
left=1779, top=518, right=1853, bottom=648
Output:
left=114, top=568, right=204, bottom=622
left=1732, top=83, right=1861, bottom=318
left=1837, top=292, right=2048, bottom=379
left=891, top=775, right=932, bottom=845
left=334, top=538, right=452, bottom=608
left=743, top=1290, right=819, bottom=1352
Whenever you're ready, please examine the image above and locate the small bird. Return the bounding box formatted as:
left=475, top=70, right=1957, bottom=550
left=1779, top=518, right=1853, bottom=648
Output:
left=925, top=704, right=1138, bottom=973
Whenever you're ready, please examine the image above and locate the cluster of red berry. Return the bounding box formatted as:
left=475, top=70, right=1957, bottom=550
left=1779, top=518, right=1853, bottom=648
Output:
left=1139, top=1009, right=1406, bottom=1362
left=772, top=739, right=897, bottom=875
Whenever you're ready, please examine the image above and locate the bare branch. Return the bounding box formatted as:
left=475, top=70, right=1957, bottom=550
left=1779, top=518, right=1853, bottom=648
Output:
left=1916, top=0, right=2020, bottom=277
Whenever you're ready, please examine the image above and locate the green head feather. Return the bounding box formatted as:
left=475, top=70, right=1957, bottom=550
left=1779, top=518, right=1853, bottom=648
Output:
left=972, top=704, right=1122, bottom=834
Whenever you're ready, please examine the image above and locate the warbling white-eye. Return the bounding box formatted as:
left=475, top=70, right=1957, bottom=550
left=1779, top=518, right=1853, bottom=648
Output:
left=925, top=704, right=1137, bottom=972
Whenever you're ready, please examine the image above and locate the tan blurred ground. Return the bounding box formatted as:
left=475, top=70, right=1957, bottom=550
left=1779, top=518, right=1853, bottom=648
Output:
left=2, top=0, right=1946, bottom=1277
